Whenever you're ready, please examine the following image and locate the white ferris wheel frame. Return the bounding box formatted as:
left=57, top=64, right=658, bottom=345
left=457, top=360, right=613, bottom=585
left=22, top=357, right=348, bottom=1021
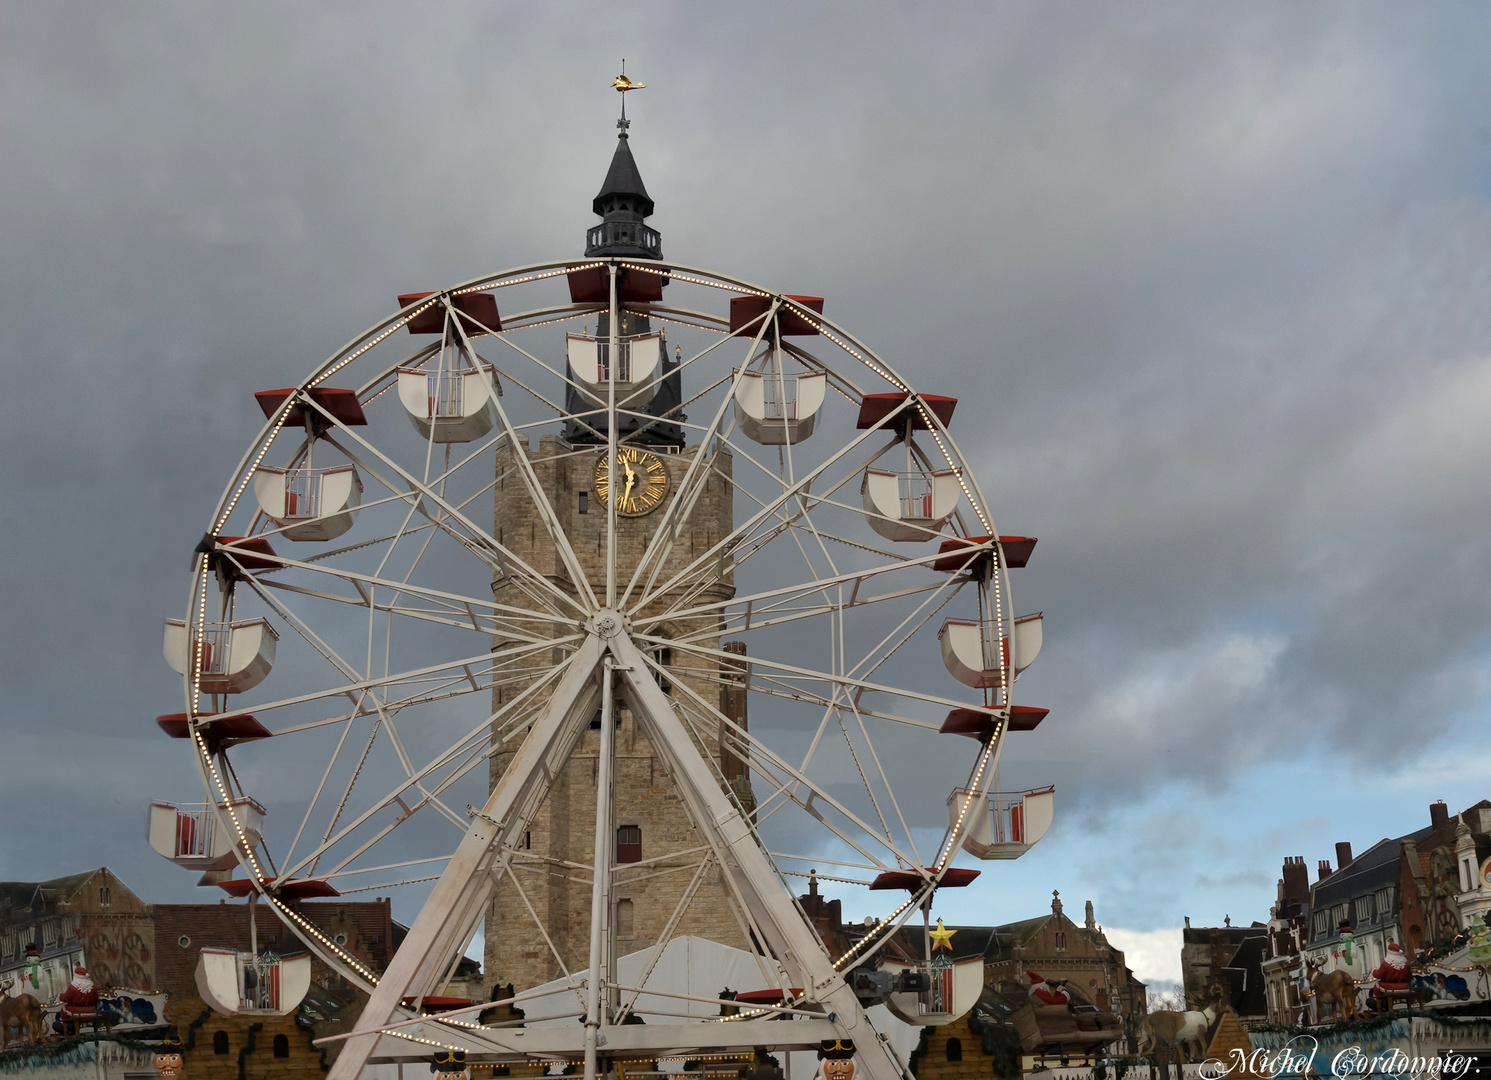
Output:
left=174, top=258, right=1026, bottom=1080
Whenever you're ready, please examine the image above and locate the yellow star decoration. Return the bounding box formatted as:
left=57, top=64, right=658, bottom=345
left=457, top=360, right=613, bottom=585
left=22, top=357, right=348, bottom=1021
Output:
left=929, top=918, right=955, bottom=952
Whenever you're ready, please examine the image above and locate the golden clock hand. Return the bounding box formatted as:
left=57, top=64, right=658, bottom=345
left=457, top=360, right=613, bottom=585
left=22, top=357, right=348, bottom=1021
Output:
left=622, top=461, right=636, bottom=506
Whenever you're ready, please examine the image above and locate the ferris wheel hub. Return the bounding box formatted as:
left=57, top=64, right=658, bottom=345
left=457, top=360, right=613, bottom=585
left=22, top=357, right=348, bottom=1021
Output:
left=590, top=609, right=624, bottom=638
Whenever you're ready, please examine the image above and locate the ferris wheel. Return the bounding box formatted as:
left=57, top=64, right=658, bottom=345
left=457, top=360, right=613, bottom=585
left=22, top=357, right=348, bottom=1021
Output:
left=149, top=245, right=1053, bottom=1078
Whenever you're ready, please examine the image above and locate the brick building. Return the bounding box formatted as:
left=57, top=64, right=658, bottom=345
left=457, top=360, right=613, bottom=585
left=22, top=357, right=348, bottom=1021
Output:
left=1260, top=856, right=1311, bottom=1025
left=1181, top=917, right=1267, bottom=1021
left=0, top=869, right=153, bottom=1000
left=0, top=866, right=444, bottom=1079
left=1256, top=798, right=1491, bottom=1025
left=820, top=888, right=1145, bottom=1060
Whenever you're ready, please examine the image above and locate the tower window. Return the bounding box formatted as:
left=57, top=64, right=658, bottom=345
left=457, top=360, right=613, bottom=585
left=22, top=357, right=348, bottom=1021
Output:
left=99, top=887, right=111, bottom=907
left=652, top=647, right=672, bottom=694
left=946, top=1037, right=963, bottom=1062
left=273, top=1033, right=290, bottom=1058
left=617, top=898, right=635, bottom=937
left=213, top=1030, right=230, bottom=1055
left=579, top=491, right=589, bottom=514
left=616, top=825, right=642, bottom=864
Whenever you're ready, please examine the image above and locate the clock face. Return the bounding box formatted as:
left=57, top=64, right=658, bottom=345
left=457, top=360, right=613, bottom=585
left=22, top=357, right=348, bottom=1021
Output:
left=595, top=447, right=670, bottom=516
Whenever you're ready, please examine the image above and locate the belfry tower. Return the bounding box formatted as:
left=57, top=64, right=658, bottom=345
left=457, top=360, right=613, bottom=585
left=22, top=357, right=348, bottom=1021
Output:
left=485, top=119, right=747, bottom=994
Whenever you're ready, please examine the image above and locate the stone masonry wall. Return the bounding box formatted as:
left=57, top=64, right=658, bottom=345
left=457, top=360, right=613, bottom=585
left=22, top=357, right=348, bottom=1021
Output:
left=486, top=434, right=745, bottom=993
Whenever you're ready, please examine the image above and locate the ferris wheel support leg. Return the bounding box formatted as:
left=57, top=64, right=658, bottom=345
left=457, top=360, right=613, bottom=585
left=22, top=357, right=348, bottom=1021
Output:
left=607, top=632, right=910, bottom=1080
left=326, top=633, right=607, bottom=1080
left=583, top=657, right=617, bottom=1080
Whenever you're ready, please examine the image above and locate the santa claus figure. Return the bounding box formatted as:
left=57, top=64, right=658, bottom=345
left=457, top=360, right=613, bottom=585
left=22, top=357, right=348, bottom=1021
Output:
left=1026, top=970, right=1070, bottom=1005
left=1371, top=942, right=1411, bottom=991
left=59, top=966, right=98, bottom=1009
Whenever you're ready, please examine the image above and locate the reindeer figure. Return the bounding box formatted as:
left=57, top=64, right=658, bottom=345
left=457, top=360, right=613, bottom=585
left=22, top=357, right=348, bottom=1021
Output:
left=0, top=979, right=46, bottom=1048
left=1305, top=957, right=1358, bottom=1024
left=1139, top=984, right=1222, bottom=1063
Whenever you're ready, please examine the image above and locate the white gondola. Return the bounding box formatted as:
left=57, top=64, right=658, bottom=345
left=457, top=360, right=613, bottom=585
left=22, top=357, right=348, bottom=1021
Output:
left=195, top=947, right=312, bottom=1017
left=880, top=955, right=986, bottom=1026
left=937, top=612, right=1043, bottom=688
left=148, top=798, right=266, bottom=871
left=252, top=465, right=361, bottom=541
left=163, top=618, right=279, bottom=695
left=567, top=332, right=663, bottom=407
left=947, top=786, right=1054, bottom=860
left=732, top=370, right=826, bottom=444
left=396, top=364, right=499, bottom=443
left=861, top=468, right=961, bottom=542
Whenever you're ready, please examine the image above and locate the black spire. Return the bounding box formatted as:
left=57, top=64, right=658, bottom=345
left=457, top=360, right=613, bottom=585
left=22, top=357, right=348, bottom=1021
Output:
left=563, top=105, right=683, bottom=448
left=585, top=128, right=662, bottom=259
left=593, top=135, right=654, bottom=218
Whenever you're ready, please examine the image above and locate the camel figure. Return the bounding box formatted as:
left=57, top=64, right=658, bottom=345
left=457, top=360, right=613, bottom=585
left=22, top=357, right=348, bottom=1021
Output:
left=1139, top=985, right=1222, bottom=1063
left=1305, top=957, right=1358, bottom=1023
left=0, top=979, right=45, bottom=1048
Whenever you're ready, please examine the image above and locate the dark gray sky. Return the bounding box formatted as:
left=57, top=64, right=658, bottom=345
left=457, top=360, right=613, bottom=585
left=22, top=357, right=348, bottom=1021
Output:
left=4, top=2, right=1491, bottom=986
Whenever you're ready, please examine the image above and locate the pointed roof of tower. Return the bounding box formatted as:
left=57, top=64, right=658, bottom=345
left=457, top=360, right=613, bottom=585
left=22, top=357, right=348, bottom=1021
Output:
left=593, top=134, right=654, bottom=217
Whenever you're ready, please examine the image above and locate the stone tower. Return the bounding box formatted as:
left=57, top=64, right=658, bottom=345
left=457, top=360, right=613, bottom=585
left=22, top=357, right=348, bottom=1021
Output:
left=484, top=126, right=747, bottom=994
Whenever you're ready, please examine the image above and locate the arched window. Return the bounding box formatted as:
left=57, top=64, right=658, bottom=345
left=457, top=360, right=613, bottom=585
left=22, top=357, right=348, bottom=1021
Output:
left=946, top=1037, right=963, bottom=1062
left=273, top=1033, right=290, bottom=1058
left=213, top=1030, right=229, bottom=1055
left=616, top=899, right=635, bottom=937
left=652, top=647, right=673, bottom=694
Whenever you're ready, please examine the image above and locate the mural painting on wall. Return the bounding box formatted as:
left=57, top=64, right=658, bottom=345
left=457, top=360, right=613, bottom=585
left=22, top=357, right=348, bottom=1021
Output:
left=84, top=921, right=154, bottom=990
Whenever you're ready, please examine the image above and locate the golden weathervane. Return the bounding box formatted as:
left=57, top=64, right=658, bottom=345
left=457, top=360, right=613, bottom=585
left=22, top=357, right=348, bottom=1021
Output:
left=613, top=60, right=645, bottom=129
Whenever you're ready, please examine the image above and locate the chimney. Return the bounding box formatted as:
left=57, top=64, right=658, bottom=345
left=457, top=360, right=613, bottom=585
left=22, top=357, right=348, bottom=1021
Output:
left=1335, top=842, right=1353, bottom=869
left=1431, top=801, right=1450, bottom=831
left=1318, top=859, right=1333, bottom=881
left=1282, top=856, right=1309, bottom=905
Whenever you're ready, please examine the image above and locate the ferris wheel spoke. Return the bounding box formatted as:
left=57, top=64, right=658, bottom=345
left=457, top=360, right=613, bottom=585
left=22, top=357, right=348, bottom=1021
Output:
left=636, top=632, right=991, bottom=723
left=632, top=420, right=894, bottom=613
left=612, top=852, right=720, bottom=1024
left=620, top=304, right=782, bottom=606
left=242, top=636, right=577, bottom=736
left=276, top=655, right=577, bottom=883
left=656, top=660, right=911, bottom=871
left=316, top=421, right=587, bottom=618
left=238, top=526, right=582, bottom=636
left=841, top=695, right=924, bottom=867
left=500, top=857, right=589, bottom=1006
left=840, top=566, right=970, bottom=686
left=232, top=542, right=563, bottom=638
left=637, top=544, right=964, bottom=637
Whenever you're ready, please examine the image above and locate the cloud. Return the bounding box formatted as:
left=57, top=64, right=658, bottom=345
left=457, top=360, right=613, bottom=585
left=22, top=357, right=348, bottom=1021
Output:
left=1103, top=926, right=1184, bottom=987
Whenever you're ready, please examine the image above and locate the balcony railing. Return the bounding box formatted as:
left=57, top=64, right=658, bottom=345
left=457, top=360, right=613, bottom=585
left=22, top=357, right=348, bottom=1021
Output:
left=596, top=339, right=631, bottom=383
left=280, top=469, right=321, bottom=519
left=423, top=370, right=464, bottom=419
left=586, top=220, right=661, bottom=257
left=898, top=474, right=936, bottom=519
left=169, top=803, right=215, bottom=858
